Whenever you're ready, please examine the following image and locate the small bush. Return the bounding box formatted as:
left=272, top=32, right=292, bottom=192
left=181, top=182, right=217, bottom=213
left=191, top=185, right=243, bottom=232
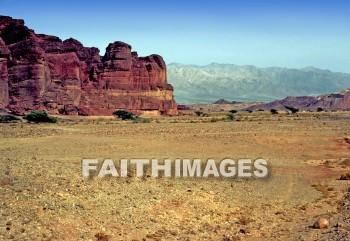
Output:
left=339, top=173, right=350, bottom=180
left=238, top=215, right=253, bottom=225
left=270, top=109, right=278, bottom=115
left=195, top=111, right=205, bottom=117
left=95, top=232, right=111, bottom=241
left=0, top=114, right=21, bottom=123
left=327, top=187, right=335, bottom=191
left=227, top=113, right=235, bottom=121
left=341, top=158, right=350, bottom=166
left=284, top=106, right=299, bottom=114
left=132, top=116, right=151, bottom=123
left=23, top=110, right=57, bottom=123
left=113, top=110, right=135, bottom=120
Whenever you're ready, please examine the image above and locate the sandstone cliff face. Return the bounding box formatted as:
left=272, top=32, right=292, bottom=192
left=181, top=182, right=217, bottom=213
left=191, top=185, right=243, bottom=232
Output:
left=0, top=37, right=10, bottom=107
left=0, top=16, right=177, bottom=115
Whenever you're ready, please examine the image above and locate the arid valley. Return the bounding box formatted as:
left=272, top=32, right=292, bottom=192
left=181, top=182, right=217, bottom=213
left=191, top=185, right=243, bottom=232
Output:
left=1, top=111, right=349, bottom=240
left=1, top=1, right=350, bottom=240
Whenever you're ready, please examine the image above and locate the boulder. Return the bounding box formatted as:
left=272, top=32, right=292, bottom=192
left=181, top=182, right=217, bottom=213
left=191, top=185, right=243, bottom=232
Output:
left=313, top=217, right=330, bottom=229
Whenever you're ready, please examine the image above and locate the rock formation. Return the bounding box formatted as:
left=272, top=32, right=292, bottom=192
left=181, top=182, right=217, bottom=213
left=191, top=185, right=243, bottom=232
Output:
left=0, top=16, right=177, bottom=115
left=245, top=89, right=350, bottom=112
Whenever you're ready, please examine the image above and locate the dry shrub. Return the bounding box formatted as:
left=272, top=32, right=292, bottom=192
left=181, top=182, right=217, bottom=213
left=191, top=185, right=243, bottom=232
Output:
left=339, top=173, right=350, bottom=180
left=238, top=215, right=253, bottom=225
left=95, top=233, right=110, bottom=241
left=340, top=158, right=350, bottom=166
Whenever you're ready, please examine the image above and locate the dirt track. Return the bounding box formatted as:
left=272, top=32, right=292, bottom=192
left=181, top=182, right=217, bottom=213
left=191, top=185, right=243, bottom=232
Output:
left=0, top=112, right=349, bottom=240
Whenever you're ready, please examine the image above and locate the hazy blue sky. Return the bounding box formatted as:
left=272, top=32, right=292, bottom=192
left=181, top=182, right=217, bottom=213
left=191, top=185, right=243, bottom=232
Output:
left=1, top=0, right=350, bottom=73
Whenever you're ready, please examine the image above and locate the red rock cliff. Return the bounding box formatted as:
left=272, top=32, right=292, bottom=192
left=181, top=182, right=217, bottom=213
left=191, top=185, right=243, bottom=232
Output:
left=0, top=16, right=177, bottom=115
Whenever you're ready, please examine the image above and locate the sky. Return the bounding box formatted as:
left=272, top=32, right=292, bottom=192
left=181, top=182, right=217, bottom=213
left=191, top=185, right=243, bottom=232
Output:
left=1, top=0, right=350, bottom=73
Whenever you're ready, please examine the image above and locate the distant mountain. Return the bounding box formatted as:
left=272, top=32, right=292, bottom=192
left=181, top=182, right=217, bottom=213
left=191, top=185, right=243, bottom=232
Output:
left=246, top=89, right=350, bottom=112
left=213, top=99, right=242, bottom=104
left=167, top=63, right=350, bottom=104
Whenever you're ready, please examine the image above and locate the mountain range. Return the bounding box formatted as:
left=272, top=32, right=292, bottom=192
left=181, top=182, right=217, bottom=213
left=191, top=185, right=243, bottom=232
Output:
left=167, top=63, right=350, bottom=104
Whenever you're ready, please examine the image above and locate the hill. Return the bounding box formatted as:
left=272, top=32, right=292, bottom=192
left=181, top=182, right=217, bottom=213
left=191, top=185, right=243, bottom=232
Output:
left=246, top=89, right=350, bottom=112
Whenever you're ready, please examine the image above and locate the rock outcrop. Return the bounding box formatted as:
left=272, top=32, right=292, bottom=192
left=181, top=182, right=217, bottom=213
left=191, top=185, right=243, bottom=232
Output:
left=0, top=16, right=177, bottom=115
left=246, top=89, right=350, bottom=112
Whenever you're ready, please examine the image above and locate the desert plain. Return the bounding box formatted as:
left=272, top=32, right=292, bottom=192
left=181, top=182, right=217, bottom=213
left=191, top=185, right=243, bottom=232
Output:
left=0, top=111, right=350, bottom=241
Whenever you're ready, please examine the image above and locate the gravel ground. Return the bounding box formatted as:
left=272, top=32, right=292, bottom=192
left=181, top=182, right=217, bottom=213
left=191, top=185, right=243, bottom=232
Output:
left=0, top=112, right=349, bottom=240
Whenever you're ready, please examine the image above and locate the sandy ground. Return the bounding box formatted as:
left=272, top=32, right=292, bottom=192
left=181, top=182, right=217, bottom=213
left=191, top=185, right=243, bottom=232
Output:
left=0, top=112, right=349, bottom=240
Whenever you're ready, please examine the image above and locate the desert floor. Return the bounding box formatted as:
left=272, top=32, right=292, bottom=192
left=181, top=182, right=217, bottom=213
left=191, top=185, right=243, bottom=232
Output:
left=0, top=112, right=349, bottom=241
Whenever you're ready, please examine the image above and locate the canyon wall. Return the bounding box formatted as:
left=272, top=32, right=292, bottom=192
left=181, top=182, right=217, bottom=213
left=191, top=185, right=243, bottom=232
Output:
left=0, top=16, right=177, bottom=115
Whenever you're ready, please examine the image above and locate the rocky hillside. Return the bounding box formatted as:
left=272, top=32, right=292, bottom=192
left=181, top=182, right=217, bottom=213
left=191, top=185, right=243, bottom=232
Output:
left=167, top=63, right=350, bottom=104
left=246, top=89, right=350, bottom=112
left=0, top=16, right=177, bottom=116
